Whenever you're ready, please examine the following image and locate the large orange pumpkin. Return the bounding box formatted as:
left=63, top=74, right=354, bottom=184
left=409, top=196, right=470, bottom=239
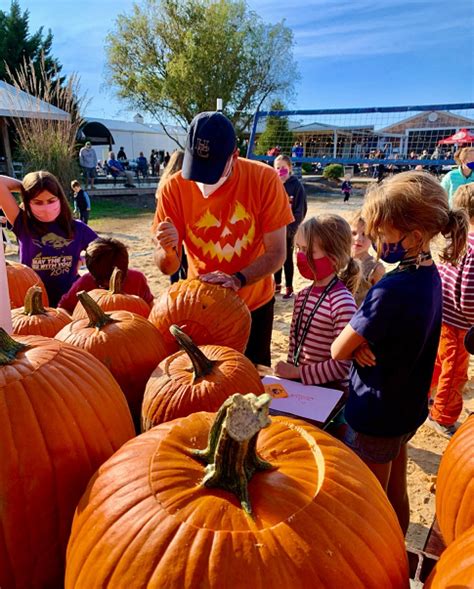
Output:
left=56, top=291, right=168, bottom=429
left=148, top=279, right=251, bottom=355
left=142, top=325, right=264, bottom=430
left=435, top=415, right=474, bottom=545
left=12, top=285, right=72, bottom=337
left=6, top=260, right=49, bottom=308
left=424, top=526, right=474, bottom=588
left=0, top=329, right=135, bottom=589
left=66, top=394, right=409, bottom=589
left=72, top=267, right=151, bottom=320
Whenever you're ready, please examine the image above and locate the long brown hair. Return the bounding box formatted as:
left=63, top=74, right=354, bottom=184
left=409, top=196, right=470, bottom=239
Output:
left=21, top=171, right=74, bottom=237
left=362, top=171, right=468, bottom=265
left=297, top=215, right=361, bottom=294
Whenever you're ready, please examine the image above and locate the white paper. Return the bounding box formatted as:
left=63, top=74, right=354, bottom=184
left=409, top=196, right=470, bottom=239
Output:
left=0, top=243, right=12, bottom=333
left=262, top=375, right=343, bottom=425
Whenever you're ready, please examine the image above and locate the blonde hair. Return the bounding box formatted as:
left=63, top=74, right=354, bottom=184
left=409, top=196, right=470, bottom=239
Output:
left=297, top=215, right=361, bottom=294
left=274, top=154, right=292, bottom=170
left=454, top=147, right=474, bottom=166
left=158, top=150, right=184, bottom=190
left=362, top=171, right=468, bottom=265
left=453, top=184, right=474, bottom=220
left=349, top=209, right=366, bottom=228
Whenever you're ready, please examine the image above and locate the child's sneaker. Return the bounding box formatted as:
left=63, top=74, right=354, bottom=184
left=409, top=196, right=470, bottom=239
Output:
left=425, top=416, right=456, bottom=439
left=275, top=283, right=281, bottom=294
left=282, top=287, right=294, bottom=300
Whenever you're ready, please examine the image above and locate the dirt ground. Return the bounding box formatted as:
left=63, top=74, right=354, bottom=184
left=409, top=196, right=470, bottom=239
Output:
left=6, top=188, right=473, bottom=551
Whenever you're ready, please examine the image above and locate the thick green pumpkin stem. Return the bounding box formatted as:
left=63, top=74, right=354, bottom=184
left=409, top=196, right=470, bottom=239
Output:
left=23, top=286, right=46, bottom=315
left=170, top=324, right=214, bottom=381
left=0, top=328, right=28, bottom=365
left=193, top=393, right=274, bottom=516
left=77, top=291, right=116, bottom=329
left=109, top=267, right=123, bottom=294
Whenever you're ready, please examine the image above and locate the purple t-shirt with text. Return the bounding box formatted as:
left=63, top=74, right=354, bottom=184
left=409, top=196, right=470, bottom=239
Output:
left=13, top=214, right=98, bottom=306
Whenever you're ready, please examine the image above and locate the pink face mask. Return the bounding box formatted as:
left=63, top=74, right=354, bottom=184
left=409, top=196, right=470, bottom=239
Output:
left=296, top=251, right=334, bottom=281
left=277, top=168, right=289, bottom=178
left=30, top=200, right=61, bottom=222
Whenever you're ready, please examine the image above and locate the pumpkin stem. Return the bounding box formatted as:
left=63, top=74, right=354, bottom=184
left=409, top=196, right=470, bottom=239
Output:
left=77, top=291, right=117, bottom=329
left=109, top=267, right=123, bottom=294
left=193, top=393, right=274, bottom=516
left=23, top=286, right=46, bottom=315
left=0, top=328, right=28, bottom=365
left=169, top=324, right=215, bottom=381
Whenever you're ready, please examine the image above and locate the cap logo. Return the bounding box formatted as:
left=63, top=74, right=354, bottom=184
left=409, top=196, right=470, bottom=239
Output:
left=195, top=138, right=210, bottom=158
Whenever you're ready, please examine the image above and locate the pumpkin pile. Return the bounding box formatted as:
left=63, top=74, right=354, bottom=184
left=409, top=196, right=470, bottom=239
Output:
left=65, top=393, right=409, bottom=588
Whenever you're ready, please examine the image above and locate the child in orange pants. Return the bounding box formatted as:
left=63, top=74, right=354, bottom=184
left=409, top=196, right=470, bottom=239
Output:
left=429, top=184, right=474, bottom=437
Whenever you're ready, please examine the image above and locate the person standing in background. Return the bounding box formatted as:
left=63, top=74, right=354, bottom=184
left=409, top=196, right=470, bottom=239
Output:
left=78, top=141, right=98, bottom=190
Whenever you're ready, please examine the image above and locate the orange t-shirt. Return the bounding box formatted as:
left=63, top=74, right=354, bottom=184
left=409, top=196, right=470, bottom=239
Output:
left=153, top=158, right=294, bottom=311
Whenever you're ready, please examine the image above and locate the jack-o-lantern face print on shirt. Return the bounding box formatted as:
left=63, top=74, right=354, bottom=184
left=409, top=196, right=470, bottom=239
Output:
left=187, top=200, right=256, bottom=265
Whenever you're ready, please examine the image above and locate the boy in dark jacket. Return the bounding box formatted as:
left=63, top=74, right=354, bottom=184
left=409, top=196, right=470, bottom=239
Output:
left=71, top=180, right=91, bottom=224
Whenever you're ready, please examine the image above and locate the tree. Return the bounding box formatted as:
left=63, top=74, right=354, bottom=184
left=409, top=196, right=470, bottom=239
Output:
left=0, top=1, right=63, bottom=85
left=255, top=100, right=294, bottom=156
left=105, top=0, right=299, bottom=144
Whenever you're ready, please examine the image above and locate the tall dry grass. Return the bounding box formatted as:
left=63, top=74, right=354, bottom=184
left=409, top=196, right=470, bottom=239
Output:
left=6, top=56, right=85, bottom=191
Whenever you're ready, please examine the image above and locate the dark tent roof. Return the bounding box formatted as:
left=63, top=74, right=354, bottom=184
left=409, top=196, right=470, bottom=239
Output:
left=78, top=121, right=114, bottom=146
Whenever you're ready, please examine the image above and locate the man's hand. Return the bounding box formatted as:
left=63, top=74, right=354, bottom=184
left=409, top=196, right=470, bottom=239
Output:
left=155, top=216, right=179, bottom=252
left=274, top=361, right=300, bottom=380
left=353, top=342, right=376, bottom=367
left=200, top=271, right=240, bottom=291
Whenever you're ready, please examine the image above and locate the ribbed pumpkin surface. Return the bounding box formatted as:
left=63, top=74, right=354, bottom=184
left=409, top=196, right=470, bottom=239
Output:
left=435, top=415, right=474, bottom=545
left=6, top=261, right=49, bottom=308
left=148, top=279, right=251, bottom=355
left=12, top=286, right=71, bottom=337
left=66, top=413, right=409, bottom=589
left=71, top=289, right=150, bottom=319
left=0, top=335, right=135, bottom=589
left=424, top=526, right=474, bottom=588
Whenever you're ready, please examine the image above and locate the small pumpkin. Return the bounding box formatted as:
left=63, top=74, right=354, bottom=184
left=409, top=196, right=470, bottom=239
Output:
left=148, top=278, right=251, bottom=355
left=423, top=526, right=474, bottom=588
left=142, top=325, right=264, bottom=430
left=56, top=291, right=169, bottom=429
left=72, top=267, right=150, bottom=319
left=0, top=329, right=134, bottom=589
left=435, top=415, right=474, bottom=545
left=6, top=260, right=49, bottom=308
left=12, top=285, right=72, bottom=337
left=66, top=394, right=409, bottom=589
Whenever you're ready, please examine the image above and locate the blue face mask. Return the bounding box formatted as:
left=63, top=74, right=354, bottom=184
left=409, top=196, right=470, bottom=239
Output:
left=374, top=236, right=407, bottom=263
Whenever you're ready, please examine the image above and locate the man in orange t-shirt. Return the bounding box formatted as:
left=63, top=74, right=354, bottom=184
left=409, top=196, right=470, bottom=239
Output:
left=153, top=111, right=293, bottom=366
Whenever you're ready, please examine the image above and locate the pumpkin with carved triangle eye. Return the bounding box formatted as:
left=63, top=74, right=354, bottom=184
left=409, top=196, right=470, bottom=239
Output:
left=148, top=279, right=251, bottom=355
left=141, top=325, right=264, bottom=430
left=65, top=394, right=410, bottom=589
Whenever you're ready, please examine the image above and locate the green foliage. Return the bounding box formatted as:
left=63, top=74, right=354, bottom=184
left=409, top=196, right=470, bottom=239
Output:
left=323, top=164, right=344, bottom=180
left=301, top=163, right=313, bottom=175
left=105, top=0, right=299, bottom=142
left=0, top=1, right=63, bottom=86
left=255, top=100, right=294, bottom=156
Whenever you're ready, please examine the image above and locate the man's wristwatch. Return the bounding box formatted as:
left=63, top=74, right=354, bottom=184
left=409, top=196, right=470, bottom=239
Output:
left=232, top=271, right=247, bottom=288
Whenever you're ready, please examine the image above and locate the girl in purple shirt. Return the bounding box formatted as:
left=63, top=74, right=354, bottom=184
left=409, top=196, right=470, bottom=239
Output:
left=0, top=171, right=97, bottom=306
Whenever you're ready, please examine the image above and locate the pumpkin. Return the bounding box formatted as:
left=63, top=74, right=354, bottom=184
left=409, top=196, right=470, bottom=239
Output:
left=66, top=393, right=409, bottom=589
left=0, top=328, right=134, bottom=589
left=142, top=325, right=264, bottom=431
left=148, top=278, right=251, bottom=355
left=423, top=526, right=474, bottom=588
left=56, top=291, right=168, bottom=429
left=6, top=260, right=49, bottom=308
left=72, top=267, right=151, bottom=320
left=435, top=415, right=474, bottom=545
left=11, top=285, right=72, bottom=337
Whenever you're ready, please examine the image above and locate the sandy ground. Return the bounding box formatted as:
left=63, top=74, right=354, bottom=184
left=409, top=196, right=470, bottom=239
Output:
left=6, top=188, right=473, bottom=551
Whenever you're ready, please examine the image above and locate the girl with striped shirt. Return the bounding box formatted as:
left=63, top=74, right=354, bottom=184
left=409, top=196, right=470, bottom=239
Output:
left=274, top=215, right=360, bottom=393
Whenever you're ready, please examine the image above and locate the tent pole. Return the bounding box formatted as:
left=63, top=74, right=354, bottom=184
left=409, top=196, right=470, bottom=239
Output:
left=0, top=118, right=14, bottom=177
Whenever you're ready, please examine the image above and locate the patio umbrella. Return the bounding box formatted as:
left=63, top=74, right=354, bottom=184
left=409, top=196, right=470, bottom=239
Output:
left=438, top=128, right=474, bottom=145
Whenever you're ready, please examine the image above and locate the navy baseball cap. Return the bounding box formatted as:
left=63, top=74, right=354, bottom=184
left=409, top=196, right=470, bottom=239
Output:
left=182, top=111, right=237, bottom=184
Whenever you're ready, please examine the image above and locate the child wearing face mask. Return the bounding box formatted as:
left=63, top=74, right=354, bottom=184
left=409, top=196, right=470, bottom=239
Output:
left=331, top=171, right=468, bottom=535
left=0, top=171, right=98, bottom=306
left=273, top=155, right=307, bottom=299
left=350, top=210, right=385, bottom=306
left=274, top=215, right=360, bottom=394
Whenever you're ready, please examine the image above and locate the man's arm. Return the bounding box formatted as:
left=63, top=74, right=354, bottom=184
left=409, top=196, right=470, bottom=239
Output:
left=153, top=217, right=182, bottom=276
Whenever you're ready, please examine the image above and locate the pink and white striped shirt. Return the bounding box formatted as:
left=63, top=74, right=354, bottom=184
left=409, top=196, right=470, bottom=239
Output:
left=438, top=232, right=474, bottom=331
left=288, top=281, right=357, bottom=388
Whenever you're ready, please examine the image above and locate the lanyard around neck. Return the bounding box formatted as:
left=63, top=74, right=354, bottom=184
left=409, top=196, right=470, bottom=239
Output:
left=293, top=276, right=338, bottom=366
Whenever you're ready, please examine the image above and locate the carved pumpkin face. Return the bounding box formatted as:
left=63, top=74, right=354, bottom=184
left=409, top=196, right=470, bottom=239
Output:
left=187, top=201, right=255, bottom=264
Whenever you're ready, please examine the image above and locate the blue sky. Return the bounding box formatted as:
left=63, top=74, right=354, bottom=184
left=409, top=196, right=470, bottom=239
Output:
left=19, top=0, right=474, bottom=121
